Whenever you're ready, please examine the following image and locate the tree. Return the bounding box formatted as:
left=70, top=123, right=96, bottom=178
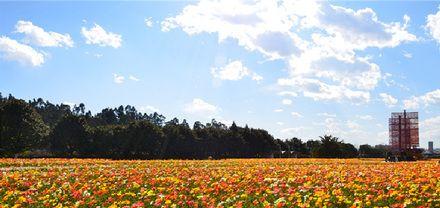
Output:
left=29, top=98, right=73, bottom=128
left=148, top=112, right=166, bottom=126
left=340, top=143, right=358, bottom=158
left=73, top=103, right=86, bottom=116
left=0, top=99, right=49, bottom=156
left=359, top=144, right=386, bottom=158
left=162, top=118, right=197, bottom=159
left=94, top=108, right=118, bottom=126
left=50, top=115, right=88, bottom=156
left=316, top=135, right=342, bottom=158
left=0, top=92, right=370, bottom=159
left=285, top=137, right=308, bottom=156
left=306, top=140, right=321, bottom=157
left=121, top=120, right=164, bottom=158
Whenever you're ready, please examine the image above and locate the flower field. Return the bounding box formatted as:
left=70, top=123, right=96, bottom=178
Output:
left=1, top=159, right=439, bottom=207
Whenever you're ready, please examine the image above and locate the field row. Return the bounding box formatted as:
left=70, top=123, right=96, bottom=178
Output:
left=1, top=159, right=439, bottom=207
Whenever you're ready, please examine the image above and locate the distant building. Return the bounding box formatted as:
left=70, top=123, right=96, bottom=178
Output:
left=428, top=141, right=434, bottom=153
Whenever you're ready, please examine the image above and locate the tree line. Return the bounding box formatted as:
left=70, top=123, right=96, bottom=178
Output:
left=0, top=93, right=387, bottom=159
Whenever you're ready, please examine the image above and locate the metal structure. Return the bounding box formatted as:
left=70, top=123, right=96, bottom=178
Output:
left=389, top=110, right=419, bottom=151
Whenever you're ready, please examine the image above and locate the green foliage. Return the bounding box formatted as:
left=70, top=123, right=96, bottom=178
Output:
left=314, top=135, right=359, bottom=158
left=0, top=98, right=49, bottom=156
left=0, top=93, right=366, bottom=159
left=359, top=144, right=387, bottom=158
left=50, top=115, right=88, bottom=156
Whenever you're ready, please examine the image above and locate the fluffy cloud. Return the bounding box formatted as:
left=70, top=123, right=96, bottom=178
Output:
left=402, top=50, right=412, bottom=59
left=403, top=89, right=440, bottom=109
left=113, top=73, right=124, bottom=84
left=129, top=75, right=140, bottom=82
left=420, top=116, right=440, bottom=142
left=163, top=0, right=415, bottom=104
left=139, top=105, right=160, bottom=114
left=312, top=57, right=381, bottom=90
left=85, top=51, right=103, bottom=58
left=211, top=60, right=262, bottom=81
left=0, top=36, right=45, bottom=66
left=379, top=93, right=398, bottom=107
left=15, top=20, right=74, bottom=47
left=62, top=101, right=75, bottom=108
left=382, top=73, right=409, bottom=91
left=346, top=120, right=360, bottom=129
left=274, top=109, right=283, bottom=113
left=145, top=17, right=154, bottom=28
left=426, top=6, right=440, bottom=44
left=281, top=99, right=292, bottom=105
left=358, top=115, right=373, bottom=120
left=305, top=5, right=416, bottom=51
left=280, top=127, right=307, bottom=135
left=317, top=112, right=336, bottom=117
left=81, top=24, right=122, bottom=48
left=323, top=118, right=341, bottom=134
left=277, top=91, right=298, bottom=97
left=161, top=0, right=306, bottom=60
left=184, top=98, right=219, bottom=116
left=278, top=77, right=370, bottom=103
left=291, top=112, right=303, bottom=118
left=112, top=74, right=141, bottom=83
left=311, top=117, right=378, bottom=145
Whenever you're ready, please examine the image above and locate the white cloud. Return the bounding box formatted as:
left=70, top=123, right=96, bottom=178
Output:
left=312, top=117, right=377, bottom=145
left=62, top=101, right=75, bottom=108
left=81, top=24, right=122, bottom=48
left=277, top=91, right=298, bottom=97
left=280, top=127, right=306, bottom=135
left=139, top=105, right=160, bottom=114
left=323, top=118, right=341, bottom=134
left=15, top=20, right=74, bottom=47
left=113, top=73, right=124, bottom=84
left=184, top=98, right=219, bottom=116
left=379, top=93, right=398, bottom=107
left=291, top=112, right=303, bottom=118
left=403, top=89, right=440, bottom=109
left=145, top=17, right=154, bottom=28
left=211, top=60, right=262, bottom=82
left=251, top=73, right=263, bottom=81
left=161, top=0, right=306, bottom=60
left=420, top=116, right=440, bottom=142
left=276, top=122, right=284, bottom=125
left=426, top=6, right=440, bottom=45
left=305, top=5, right=416, bottom=51
left=317, top=112, right=336, bottom=117
left=281, top=99, right=292, bottom=105
left=85, top=51, right=103, bottom=58
left=358, top=115, right=373, bottom=120
left=346, top=120, right=360, bottom=129
left=308, top=57, right=382, bottom=91
left=376, top=131, right=389, bottom=144
left=129, top=75, right=140, bottom=82
left=402, top=50, right=412, bottom=59
left=403, top=99, right=419, bottom=110
left=0, top=36, right=45, bottom=67
left=382, top=73, right=410, bottom=91
left=164, top=0, right=416, bottom=105
left=274, top=109, right=283, bottom=113
left=278, top=77, right=370, bottom=103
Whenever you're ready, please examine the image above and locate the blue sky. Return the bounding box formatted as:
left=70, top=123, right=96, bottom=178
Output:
left=1, top=1, right=440, bottom=147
